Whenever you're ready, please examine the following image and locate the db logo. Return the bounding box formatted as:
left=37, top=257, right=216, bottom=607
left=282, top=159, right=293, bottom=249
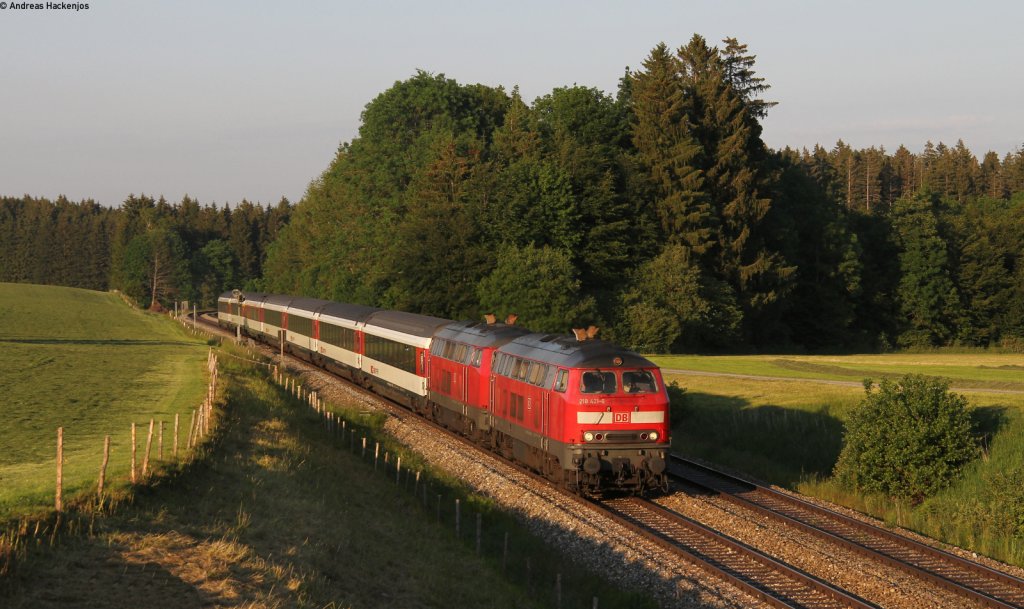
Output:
left=613, top=412, right=629, bottom=423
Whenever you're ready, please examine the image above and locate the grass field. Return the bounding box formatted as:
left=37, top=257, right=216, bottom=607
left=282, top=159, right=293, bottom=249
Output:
left=0, top=284, right=209, bottom=519
left=651, top=352, right=1024, bottom=566
left=2, top=349, right=656, bottom=608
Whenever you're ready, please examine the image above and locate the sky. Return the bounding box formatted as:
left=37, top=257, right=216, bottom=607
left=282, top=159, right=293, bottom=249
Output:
left=1, top=0, right=1021, bottom=207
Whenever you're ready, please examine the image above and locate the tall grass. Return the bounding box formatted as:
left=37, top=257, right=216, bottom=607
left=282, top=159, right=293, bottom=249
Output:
left=0, top=284, right=210, bottom=520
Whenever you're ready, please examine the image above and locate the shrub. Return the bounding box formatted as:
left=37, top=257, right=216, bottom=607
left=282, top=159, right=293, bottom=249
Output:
left=833, top=375, right=978, bottom=503
left=665, top=380, right=689, bottom=428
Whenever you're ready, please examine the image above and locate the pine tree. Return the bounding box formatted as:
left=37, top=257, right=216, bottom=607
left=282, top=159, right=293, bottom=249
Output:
left=630, top=43, right=714, bottom=255
left=891, top=145, right=918, bottom=200
left=676, top=35, right=794, bottom=335
left=892, top=193, right=960, bottom=346
left=720, top=37, right=777, bottom=119
left=979, top=151, right=1006, bottom=199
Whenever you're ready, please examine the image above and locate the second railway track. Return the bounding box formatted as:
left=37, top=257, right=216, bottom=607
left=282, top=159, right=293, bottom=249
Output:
left=669, top=456, right=1024, bottom=609
left=600, top=496, right=878, bottom=609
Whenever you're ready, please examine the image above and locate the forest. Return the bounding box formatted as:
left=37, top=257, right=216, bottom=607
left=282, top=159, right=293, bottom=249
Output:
left=2, top=35, right=1023, bottom=353
left=0, top=194, right=290, bottom=310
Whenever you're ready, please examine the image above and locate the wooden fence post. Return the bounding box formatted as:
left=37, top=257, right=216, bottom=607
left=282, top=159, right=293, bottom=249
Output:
left=455, top=498, right=461, bottom=536
left=55, top=427, right=64, bottom=512
left=173, top=413, right=179, bottom=458
left=130, top=423, right=137, bottom=484
left=142, top=419, right=154, bottom=477
left=396, top=456, right=402, bottom=485
left=97, top=435, right=110, bottom=500
left=159, top=420, right=164, bottom=460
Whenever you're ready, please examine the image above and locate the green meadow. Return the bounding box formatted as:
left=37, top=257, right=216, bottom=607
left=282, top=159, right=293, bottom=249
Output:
left=652, top=353, right=1024, bottom=566
left=0, top=283, right=209, bottom=519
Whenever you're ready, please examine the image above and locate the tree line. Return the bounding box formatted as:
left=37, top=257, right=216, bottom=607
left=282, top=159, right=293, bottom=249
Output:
left=263, top=35, right=1024, bottom=352
left=3, top=34, right=1023, bottom=353
left=0, top=194, right=291, bottom=308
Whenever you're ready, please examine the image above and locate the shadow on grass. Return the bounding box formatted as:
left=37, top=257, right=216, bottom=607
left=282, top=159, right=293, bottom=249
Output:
left=0, top=338, right=196, bottom=347
left=973, top=405, right=1010, bottom=453
left=673, top=392, right=845, bottom=488
left=2, top=539, right=211, bottom=608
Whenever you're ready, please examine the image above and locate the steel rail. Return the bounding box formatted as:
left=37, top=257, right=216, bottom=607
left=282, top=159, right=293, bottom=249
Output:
left=670, top=455, right=1024, bottom=609
left=600, top=496, right=879, bottom=609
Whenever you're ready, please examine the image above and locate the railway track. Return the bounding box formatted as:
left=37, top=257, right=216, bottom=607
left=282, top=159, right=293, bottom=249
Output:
left=600, top=496, right=878, bottom=608
left=669, top=456, right=1024, bottom=609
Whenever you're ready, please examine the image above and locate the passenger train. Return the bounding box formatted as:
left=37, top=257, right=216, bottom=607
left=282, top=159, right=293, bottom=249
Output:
left=218, top=291, right=671, bottom=495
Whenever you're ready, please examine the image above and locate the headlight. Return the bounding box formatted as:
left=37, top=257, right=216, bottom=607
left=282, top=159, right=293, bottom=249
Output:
left=649, top=431, right=659, bottom=441
left=583, top=431, right=595, bottom=442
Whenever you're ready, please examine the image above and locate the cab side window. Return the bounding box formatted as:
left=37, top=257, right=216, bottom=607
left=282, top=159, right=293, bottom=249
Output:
left=554, top=369, right=569, bottom=392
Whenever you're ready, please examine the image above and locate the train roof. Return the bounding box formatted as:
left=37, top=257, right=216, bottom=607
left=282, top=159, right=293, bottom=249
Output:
left=219, top=291, right=268, bottom=303
left=498, top=334, right=656, bottom=369
left=287, top=297, right=332, bottom=315
left=365, top=310, right=452, bottom=338
left=263, top=294, right=295, bottom=308
left=434, top=320, right=532, bottom=348
left=318, top=301, right=381, bottom=323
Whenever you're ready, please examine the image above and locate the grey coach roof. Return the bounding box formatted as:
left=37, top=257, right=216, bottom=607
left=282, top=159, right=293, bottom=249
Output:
left=263, top=294, right=296, bottom=308
left=319, top=301, right=381, bottom=323
left=219, top=291, right=269, bottom=304
left=366, top=310, right=452, bottom=338
left=287, top=297, right=332, bottom=315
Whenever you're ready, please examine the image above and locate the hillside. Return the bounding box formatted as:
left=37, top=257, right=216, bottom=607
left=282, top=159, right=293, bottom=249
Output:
left=0, top=283, right=209, bottom=518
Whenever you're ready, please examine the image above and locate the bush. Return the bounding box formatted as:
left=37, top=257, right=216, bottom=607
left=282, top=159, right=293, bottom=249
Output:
left=665, top=380, right=689, bottom=428
left=833, top=375, right=978, bottom=503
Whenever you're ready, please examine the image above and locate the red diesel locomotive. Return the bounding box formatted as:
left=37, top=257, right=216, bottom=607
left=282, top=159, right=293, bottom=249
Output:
left=218, top=291, right=671, bottom=495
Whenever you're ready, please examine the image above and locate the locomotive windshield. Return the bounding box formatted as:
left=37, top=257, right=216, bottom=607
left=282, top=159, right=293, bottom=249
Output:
left=581, top=370, right=617, bottom=394
left=623, top=370, right=658, bottom=393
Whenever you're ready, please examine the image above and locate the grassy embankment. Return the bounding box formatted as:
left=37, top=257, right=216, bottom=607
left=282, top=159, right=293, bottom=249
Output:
left=0, top=283, right=210, bottom=519
left=652, top=353, right=1024, bottom=566
left=4, top=345, right=657, bottom=608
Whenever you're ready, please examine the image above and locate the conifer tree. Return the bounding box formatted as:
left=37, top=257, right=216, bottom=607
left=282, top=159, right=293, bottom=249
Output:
left=720, top=37, right=777, bottom=120
left=630, top=43, right=714, bottom=255
left=979, top=151, right=1006, bottom=199
left=676, top=35, right=794, bottom=334
left=892, top=193, right=961, bottom=346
